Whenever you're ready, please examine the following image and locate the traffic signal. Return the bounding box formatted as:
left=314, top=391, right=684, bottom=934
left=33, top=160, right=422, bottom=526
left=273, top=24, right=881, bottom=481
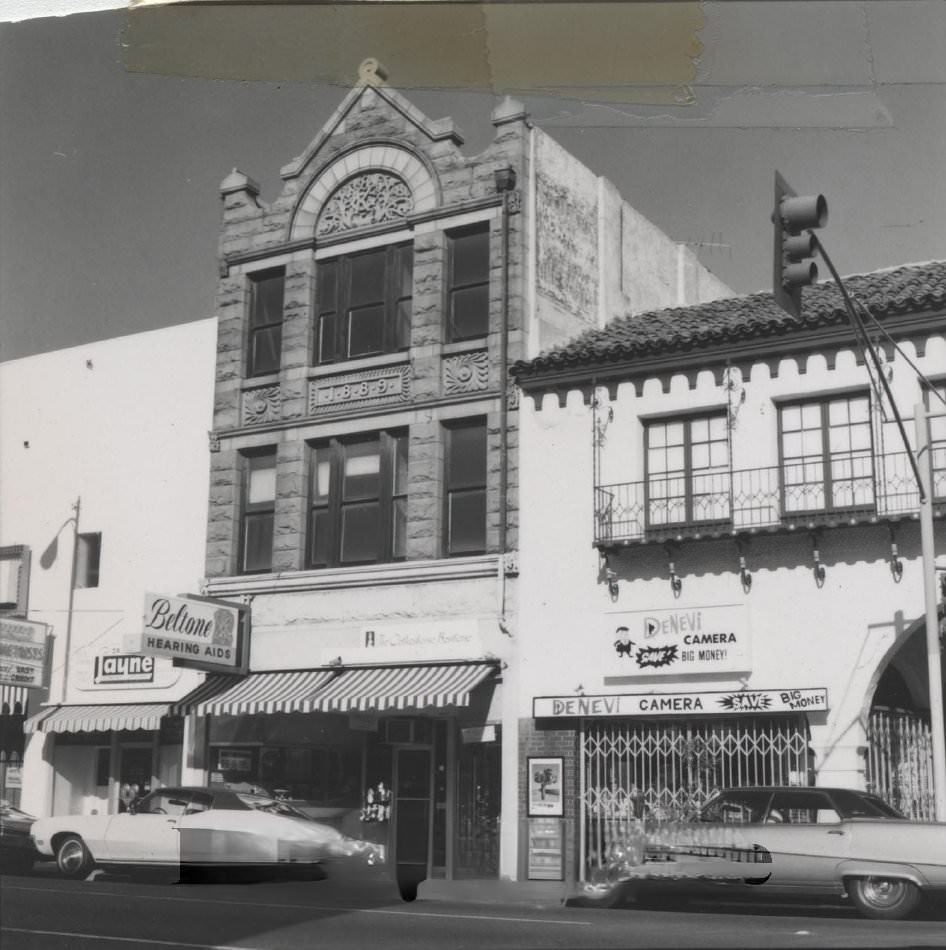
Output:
left=772, top=171, right=828, bottom=317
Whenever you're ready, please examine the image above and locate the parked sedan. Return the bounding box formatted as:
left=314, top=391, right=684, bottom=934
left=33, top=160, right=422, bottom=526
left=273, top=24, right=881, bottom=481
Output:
left=584, top=786, right=946, bottom=920
left=1, top=800, right=38, bottom=874
left=30, top=785, right=380, bottom=880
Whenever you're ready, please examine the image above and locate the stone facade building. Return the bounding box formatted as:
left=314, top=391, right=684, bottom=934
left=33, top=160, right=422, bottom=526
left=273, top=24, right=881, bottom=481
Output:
left=170, top=62, right=731, bottom=883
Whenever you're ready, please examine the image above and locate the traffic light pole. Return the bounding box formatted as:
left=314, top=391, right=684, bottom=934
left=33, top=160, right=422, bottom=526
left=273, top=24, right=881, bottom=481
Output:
left=815, top=234, right=944, bottom=820
left=809, top=233, right=926, bottom=503
left=915, top=401, right=946, bottom=822
left=773, top=174, right=944, bottom=818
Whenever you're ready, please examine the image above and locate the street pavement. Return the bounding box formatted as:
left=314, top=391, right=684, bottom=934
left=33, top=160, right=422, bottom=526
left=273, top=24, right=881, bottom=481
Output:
left=2, top=863, right=945, bottom=949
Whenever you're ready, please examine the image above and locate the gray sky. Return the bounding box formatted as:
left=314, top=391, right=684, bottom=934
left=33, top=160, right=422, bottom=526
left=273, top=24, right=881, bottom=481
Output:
left=1, top=1, right=944, bottom=361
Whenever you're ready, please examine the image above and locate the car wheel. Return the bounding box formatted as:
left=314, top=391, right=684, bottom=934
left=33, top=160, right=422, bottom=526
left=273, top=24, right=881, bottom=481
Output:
left=848, top=876, right=921, bottom=921
left=571, top=881, right=626, bottom=909
left=55, top=835, right=94, bottom=879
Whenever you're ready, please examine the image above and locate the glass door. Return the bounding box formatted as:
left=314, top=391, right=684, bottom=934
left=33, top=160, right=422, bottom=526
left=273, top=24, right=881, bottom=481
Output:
left=455, top=736, right=501, bottom=878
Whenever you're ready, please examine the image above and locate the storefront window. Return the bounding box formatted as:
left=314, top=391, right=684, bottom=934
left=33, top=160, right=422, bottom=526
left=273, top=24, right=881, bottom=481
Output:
left=208, top=715, right=363, bottom=813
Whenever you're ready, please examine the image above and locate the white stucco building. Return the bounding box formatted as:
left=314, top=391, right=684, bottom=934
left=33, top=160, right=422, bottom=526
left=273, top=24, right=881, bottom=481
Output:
left=512, top=261, right=946, bottom=882
left=0, top=319, right=217, bottom=816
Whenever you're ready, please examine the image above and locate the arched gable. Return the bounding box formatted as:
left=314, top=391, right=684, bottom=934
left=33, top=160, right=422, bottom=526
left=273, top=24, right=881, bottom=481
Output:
left=289, top=144, right=438, bottom=242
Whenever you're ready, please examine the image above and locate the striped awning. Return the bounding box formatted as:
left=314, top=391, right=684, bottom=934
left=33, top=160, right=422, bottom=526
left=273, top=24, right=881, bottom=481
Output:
left=172, top=669, right=339, bottom=717
left=25, top=703, right=172, bottom=734
left=1, top=685, right=30, bottom=714
left=309, top=662, right=498, bottom=712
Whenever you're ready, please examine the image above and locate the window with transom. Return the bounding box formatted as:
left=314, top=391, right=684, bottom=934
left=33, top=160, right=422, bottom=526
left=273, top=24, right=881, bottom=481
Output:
left=308, top=431, right=408, bottom=568
left=247, top=270, right=284, bottom=377
left=645, top=414, right=731, bottom=528
left=779, top=394, right=874, bottom=514
left=444, top=420, right=488, bottom=555
left=316, top=244, right=412, bottom=364
left=446, top=224, right=490, bottom=342
left=929, top=382, right=946, bottom=499
left=241, top=450, right=276, bottom=573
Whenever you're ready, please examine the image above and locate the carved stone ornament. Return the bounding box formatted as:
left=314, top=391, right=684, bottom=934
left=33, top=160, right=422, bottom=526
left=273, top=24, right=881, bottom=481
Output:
left=443, top=351, right=489, bottom=395
left=317, top=172, right=414, bottom=237
left=242, top=385, right=281, bottom=426
left=309, top=365, right=411, bottom=415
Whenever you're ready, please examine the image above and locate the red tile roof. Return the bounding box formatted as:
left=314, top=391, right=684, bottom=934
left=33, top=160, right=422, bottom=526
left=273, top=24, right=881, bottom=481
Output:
left=512, top=261, right=946, bottom=382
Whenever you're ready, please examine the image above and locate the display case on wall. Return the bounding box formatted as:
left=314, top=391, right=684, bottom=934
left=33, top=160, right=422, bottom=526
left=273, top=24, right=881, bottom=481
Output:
left=524, top=817, right=565, bottom=881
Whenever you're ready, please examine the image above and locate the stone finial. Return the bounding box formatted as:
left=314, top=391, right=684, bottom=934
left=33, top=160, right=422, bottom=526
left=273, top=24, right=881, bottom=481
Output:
left=492, top=96, right=528, bottom=127
left=358, top=58, right=388, bottom=87
left=219, top=168, right=261, bottom=198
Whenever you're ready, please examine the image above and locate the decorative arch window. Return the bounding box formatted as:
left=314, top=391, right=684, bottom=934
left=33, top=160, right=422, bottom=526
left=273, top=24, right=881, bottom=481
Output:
left=289, top=146, right=437, bottom=243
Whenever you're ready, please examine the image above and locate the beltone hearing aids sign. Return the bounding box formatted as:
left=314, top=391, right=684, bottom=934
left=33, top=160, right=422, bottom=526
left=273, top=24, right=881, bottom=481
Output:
left=139, top=593, right=248, bottom=674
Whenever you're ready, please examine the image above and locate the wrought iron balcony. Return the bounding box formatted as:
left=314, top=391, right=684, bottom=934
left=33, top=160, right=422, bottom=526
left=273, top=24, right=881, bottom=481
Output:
left=594, top=451, right=945, bottom=546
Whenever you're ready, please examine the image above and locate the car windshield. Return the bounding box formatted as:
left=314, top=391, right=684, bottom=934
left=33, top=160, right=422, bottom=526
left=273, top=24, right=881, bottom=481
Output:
left=135, top=790, right=192, bottom=816
left=0, top=801, right=33, bottom=820
left=236, top=794, right=312, bottom=821
left=700, top=790, right=772, bottom=823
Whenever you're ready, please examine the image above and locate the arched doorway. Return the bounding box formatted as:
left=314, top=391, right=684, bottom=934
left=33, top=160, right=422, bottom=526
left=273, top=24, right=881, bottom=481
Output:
left=866, top=664, right=935, bottom=820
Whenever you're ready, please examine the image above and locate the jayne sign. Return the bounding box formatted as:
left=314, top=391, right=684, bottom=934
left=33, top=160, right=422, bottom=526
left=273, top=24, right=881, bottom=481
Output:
left=140, top=593, right=248, bottom=673
left=94, top=654, right=155, bottom=685
left=533, top=687, right=829, bottom=719
left=605, top=604, right=751, bottom=677
left=0, top=617, right=49, bottom=689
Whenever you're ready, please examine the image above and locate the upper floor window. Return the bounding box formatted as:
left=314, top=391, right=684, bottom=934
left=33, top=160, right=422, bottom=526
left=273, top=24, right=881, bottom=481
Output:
left=446, top=225, right=490, bottom=342
left=316, top=244, right=412, bottom=364
left=247, top=271, right=285, bottom=377
left=444, top=420, right=487, bottom=555
left=76, top=533, right=102, bottom=589
left=780, top=393, right=873, bottom=514
left=308, top=431, right=408, bottom=568
left=646, top=414, right=730, bottom=528
left=930, top=382, right=946, bottom=499
left=0, top=545, right=30, bottom=613
left=241, top=451, right=276, bottom=573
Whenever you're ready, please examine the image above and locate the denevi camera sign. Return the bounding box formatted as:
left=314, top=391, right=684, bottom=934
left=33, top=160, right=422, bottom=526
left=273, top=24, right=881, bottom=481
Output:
left=606, top=604, right=751, bottom=677
left=140, top=593, right=247, bottom=673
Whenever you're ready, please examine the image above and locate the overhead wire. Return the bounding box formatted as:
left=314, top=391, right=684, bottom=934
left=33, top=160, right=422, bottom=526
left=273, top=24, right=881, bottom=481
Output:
left=853, top=297, right=946, bottom=408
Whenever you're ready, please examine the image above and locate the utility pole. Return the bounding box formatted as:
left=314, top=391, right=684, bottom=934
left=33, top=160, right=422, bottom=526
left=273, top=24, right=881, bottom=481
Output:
left=915, top=403, right=946, bottom=821
left=57, top=496, right=81, bottom=705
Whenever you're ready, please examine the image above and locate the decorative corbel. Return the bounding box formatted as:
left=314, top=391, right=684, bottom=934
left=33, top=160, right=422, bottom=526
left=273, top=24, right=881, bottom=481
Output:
left=809, top=530, right=826, bottom=588
left=736, top=539, right=753, bottom=594
left=887, top=524, right=904, bottom=583
left=601, top=550, right=620, bottom=602
left=665, top=544, right=683, bottom=598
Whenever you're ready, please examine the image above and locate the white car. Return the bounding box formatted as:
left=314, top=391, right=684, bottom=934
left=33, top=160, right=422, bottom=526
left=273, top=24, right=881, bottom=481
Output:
left=583, top=786, right=946, bottom=920
left=31, top=785, right=379, bottom=880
